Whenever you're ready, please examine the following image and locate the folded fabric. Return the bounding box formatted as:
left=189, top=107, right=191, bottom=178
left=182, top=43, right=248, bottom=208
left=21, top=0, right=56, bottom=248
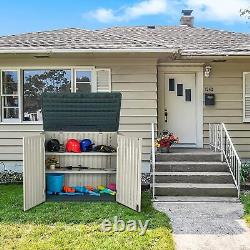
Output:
left=100, top=188, right=116, bottom=196
left=85, top=185, right=94, bottom=191
left=63, top=186, right=75, bottom=193
left=97, top=185, right=105, bottom=191
left=107, top=183, right=116, bottom=191
left=75, top=186, right=88, bottom=193
left=58, top=192, right=85, bottom=196
left=75, top=186, right=100, bottom=196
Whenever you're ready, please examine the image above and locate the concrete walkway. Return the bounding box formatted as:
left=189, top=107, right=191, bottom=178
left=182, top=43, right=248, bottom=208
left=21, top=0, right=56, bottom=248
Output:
left=154, top=199, right=250, bottom=250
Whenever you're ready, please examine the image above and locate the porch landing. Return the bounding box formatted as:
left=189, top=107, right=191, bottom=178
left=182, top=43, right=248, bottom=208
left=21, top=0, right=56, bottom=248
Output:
left=152, top=148, right=238, bottom=198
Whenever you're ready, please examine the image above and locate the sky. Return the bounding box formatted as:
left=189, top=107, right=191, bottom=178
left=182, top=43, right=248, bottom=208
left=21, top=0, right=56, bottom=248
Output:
left=0, top=0, right=249, bottom=36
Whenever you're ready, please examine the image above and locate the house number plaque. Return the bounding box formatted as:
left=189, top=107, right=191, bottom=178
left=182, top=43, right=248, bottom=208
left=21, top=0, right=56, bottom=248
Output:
left=204, top=87, right=214, bottom=92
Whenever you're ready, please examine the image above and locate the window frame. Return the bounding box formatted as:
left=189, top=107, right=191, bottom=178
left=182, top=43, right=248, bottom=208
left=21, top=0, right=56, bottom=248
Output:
left=243, top=72, right=250, bottom=123
left=0, top=66, right=96, bottom=124
left=73, top=67, right=96, bottom=93
left=0, top=69, right=21, bottom=123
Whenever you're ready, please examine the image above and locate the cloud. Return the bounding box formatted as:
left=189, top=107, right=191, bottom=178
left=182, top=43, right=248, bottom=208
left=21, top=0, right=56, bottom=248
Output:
left=88, top=0, right=168, bottom=23
left=86, top=0, right=250, bottom=23
left=185, top=0, right=250, bottom=22
left=91, top=8, right=117, bottom=23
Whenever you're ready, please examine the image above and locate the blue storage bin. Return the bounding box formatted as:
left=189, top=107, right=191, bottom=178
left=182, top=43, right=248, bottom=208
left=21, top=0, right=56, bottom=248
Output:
left=46, top=174, right=64, bottom=193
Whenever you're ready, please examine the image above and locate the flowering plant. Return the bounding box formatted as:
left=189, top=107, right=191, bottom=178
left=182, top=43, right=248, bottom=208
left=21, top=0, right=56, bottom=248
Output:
left=155, top=131, right=179, bottom=150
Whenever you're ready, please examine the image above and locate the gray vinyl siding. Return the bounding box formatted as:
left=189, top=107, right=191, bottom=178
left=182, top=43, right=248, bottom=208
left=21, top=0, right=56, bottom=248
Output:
left=0, top=56, right=157, bottom=162
left=203, top=62, right=250, bottom=159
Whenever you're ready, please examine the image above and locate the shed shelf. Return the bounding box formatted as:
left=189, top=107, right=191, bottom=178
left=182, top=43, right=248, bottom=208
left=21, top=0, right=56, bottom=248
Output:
left=45, top=152, right=117, bottom=156
left=45, top=169, right=116, bottom=174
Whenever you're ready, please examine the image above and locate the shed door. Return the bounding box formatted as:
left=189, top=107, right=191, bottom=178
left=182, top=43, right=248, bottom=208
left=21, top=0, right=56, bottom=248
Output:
left=23, top=134, right=45, bottom=211
left=116, top=135, right=142, bottom=212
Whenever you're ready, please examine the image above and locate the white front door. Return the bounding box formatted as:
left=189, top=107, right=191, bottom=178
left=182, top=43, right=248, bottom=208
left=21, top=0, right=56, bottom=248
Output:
left=164, top=73, right=196, bottom=146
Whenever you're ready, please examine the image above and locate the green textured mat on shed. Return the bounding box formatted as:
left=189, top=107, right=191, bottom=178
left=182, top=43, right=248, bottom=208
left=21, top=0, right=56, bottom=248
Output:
left=42, top=92, right=121, bottom=131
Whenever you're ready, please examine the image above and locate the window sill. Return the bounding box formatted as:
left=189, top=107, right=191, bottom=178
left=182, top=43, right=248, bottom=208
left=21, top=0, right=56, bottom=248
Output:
left=0, top=121, right=43, bottom=125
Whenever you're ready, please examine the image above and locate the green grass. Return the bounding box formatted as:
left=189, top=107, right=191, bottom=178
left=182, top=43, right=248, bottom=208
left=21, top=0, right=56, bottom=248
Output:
left=0, top=184, right=174, bottom=250
left=241, top=192, right=250, bottom=226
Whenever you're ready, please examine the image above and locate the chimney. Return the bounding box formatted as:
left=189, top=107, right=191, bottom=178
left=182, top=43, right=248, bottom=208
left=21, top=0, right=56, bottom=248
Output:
left=180, top=9, right=194, bottom=27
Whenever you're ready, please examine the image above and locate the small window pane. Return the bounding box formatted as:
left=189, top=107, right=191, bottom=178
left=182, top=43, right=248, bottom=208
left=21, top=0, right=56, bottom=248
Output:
left=23, top=69, right=71, bottom=121
left=76, top=82, right=91, bottom=93
left=2, top=83, right=18, bottom=95
left=76, top=71, right=91, bottom=82
left=185, top=89, right=191, bottom=102
left=2, top=71, right=18, bottom=83
left=169, top=78, right=175, bottom=91
left=177, top=84, right=183, bottom=96
left=4, top=108, right=19, bottom=119
left=3, top=96, right=18, bottom=107
left=2, top=71, right=18, bottom=95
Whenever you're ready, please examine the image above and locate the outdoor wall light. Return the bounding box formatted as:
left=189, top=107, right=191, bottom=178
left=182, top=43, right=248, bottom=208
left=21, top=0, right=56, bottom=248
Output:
left=204, top=64, right=212, bottom=78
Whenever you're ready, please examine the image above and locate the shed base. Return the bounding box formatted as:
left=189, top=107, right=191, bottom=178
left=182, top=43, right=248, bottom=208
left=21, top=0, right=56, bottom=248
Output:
left=46, top=194, right=116, bottom=202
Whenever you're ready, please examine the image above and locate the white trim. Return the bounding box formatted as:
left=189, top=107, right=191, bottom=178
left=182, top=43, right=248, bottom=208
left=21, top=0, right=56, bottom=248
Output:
left=243, top=72, right=250, bottom=123
left=96, top=68, right=112, bottom=92
left=0, top=66, right=74, bottom=70
left=0, top=66, right=99, bottom=124
left=74, top=68, right=96, bottom=92
left=158, top=63, right=205, bottom=66
left=159, top=64, right=204, bottom=148
left=0, top=48, right=179, bottom=54
left=0, top=69, right=21, bottom=122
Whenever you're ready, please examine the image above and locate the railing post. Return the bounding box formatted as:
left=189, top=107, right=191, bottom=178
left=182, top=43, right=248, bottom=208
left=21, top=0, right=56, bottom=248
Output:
left=238, top=161, right=241, bottom=198
left=215, top=124, right=216, bottom=150
left=151, top=123, right=156, bottom=200
left=209, top=123, right=211, bottom=149
left=220, top=124, right=223, bottom=162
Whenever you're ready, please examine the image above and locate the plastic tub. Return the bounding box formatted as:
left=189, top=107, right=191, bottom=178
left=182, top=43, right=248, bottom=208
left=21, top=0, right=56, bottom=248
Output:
left=46, top=174, right=64, bottom=193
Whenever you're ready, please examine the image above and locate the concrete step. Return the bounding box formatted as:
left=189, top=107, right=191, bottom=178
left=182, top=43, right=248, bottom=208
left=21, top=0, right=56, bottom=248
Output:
left=155, top=152, right=221, bottom=162
left=154, top=183, right=237, bottom=197
left=155, top=162, right=229, bottom=172
left=153, top=196, right=240, bottom=202
left=153, top=172, right=233, bottom=184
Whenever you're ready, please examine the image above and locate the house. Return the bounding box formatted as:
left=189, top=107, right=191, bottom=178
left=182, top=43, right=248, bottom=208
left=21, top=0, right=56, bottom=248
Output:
left=0, top=10, right=250, bottom=174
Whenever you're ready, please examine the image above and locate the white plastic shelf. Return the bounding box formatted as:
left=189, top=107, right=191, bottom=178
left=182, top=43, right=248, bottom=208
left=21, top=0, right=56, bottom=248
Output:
left=45, top=169, right=116, bottom=174
left=45, top=152, right=117, bottom=156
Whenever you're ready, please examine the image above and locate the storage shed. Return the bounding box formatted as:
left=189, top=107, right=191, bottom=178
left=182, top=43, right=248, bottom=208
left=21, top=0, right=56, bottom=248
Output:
left=23, top=93, right=142, bottom=212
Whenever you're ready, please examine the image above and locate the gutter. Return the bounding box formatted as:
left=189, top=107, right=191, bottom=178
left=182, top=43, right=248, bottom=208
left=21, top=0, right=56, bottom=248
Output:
left=181, top=49, right=250, bottom=57
left=0, top=48, right=180, bottom=54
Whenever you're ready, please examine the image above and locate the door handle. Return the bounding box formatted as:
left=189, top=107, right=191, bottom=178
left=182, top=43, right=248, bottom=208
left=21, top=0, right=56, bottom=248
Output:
left=164, top=109, right=168, bottom=122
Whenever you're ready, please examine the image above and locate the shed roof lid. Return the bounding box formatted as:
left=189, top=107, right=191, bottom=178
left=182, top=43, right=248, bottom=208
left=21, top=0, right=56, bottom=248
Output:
left=42, top=92, right=121, bottom=132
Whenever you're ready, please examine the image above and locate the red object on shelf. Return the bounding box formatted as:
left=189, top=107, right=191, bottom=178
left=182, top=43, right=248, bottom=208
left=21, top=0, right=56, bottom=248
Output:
left=108, top=183, right=116, bottom=191
left=66, top=139, right=81, bottom=153
left=86, top=185, right=94, bottom=191
left=63, top=186, right=75, bottom=193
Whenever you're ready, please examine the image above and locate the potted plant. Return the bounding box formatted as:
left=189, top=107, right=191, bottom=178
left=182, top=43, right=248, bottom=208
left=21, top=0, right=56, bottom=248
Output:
left=155, top=130, right=179, bottom=153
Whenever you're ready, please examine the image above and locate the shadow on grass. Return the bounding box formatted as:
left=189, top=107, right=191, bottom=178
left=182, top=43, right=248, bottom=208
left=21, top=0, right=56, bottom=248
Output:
left=0, top=184, right=171, bottom=229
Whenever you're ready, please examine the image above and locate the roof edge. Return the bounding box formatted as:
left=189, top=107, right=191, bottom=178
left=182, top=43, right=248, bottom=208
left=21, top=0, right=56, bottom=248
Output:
left=0, top=48, right=179, bottom=54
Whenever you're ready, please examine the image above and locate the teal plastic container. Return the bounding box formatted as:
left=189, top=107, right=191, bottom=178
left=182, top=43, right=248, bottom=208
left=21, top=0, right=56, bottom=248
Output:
left=46, top=174, right=64, bottom=193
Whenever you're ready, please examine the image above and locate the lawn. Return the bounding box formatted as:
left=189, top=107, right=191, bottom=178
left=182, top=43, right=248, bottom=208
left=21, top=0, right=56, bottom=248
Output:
left=0, top=184, right=174, bottom=250
left=241, top=192, right=250, bottom=226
